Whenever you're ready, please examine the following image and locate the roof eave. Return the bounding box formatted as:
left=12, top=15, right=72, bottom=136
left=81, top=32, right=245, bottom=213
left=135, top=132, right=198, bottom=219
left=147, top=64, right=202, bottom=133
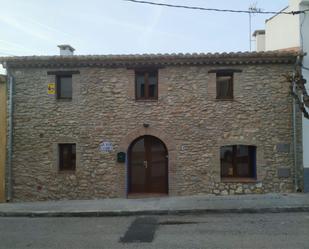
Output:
left=0, top=51, right=301, bottom=69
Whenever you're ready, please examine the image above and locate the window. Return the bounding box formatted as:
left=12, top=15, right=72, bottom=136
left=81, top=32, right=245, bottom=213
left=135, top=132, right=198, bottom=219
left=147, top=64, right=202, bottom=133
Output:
left=220, top=145, right=256, bottom=179
left=135, top=70, right=158, bottom=100
left=59, top=144, right=76, bottom=171
left=57, top=75, right=72, bottom=99
left=216, top=72, right=233, bottom=99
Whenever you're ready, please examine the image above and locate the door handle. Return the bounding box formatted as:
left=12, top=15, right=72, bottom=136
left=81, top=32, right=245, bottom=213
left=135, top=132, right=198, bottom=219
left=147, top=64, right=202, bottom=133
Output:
left=143, top=160, right=148, bottom=169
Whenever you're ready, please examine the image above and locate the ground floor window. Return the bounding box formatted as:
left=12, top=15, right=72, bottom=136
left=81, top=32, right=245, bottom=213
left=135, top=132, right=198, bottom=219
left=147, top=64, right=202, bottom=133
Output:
left=59, top=144, right=76, bottom=171
left=220, top=145, right=256, bottom=179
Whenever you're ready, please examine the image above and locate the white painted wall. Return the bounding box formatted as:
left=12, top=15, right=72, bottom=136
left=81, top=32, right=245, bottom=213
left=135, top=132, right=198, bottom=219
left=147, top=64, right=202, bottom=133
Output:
left=0, top=65, right=5, bottom=75
left=255, top=33, right=266, bottom=52
left=265, top=0, right=300, bottom=51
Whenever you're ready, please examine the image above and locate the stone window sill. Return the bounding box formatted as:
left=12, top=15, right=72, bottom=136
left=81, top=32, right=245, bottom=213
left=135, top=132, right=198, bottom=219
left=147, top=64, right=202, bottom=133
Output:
left=56, top=98, right=72, bottom=102
left=135, top=99, right=158, bottom=102
left=58, top=170, right=76, bottom=174
left=215, top=98, right=234, bottom=102
left=221, top=177, right=257, bottom=183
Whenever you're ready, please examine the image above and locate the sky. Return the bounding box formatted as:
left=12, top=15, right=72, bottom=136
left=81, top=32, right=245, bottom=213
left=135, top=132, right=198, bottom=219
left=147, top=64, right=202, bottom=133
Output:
left=0, top=0, right=289, bottom=58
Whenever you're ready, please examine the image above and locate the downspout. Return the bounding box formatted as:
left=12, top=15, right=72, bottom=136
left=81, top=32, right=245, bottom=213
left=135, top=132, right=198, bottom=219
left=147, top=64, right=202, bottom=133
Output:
left=292, top=76, right=298, bottom=192
left=6, top=66, right=13, bottom=201
left=292, top=55, right=302, bottom=192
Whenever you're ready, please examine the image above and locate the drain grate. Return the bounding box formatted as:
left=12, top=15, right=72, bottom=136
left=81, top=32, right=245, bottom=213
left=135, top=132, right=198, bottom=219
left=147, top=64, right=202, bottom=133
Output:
left=120, top=217, right=158, bottom=243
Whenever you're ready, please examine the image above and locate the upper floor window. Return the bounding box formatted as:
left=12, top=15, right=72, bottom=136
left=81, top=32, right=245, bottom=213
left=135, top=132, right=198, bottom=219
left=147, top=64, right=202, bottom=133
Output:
left=220, top=145, right=256, bottom=179
left=47, top=70, right=79, bottom=99
left=57, top=75, right=72, bottom=99
left=59, top=143, right=76, bottom=171
left=135, top=70, right=158, bottom=100
left=216, top=72, right=233, bottom=99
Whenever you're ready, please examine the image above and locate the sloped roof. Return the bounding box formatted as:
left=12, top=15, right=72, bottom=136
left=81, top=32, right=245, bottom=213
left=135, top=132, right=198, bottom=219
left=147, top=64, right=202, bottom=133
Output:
left=252, top=30, right=265, bottom=37
left=0, top=51, right=301, bottom=69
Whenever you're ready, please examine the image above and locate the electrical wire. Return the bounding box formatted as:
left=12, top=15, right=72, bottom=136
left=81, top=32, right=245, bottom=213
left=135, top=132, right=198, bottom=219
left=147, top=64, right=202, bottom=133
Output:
left=124, top=0, right=309, bottom=15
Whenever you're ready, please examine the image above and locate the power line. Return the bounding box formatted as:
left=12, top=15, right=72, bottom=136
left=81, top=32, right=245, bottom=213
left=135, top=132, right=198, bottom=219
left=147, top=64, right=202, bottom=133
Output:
left=124, top=0, right=309, bottom=15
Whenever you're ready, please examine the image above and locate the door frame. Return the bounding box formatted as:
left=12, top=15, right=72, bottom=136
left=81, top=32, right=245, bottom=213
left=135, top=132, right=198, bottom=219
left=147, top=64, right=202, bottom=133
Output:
left=127, top=135, right=169, bottom=195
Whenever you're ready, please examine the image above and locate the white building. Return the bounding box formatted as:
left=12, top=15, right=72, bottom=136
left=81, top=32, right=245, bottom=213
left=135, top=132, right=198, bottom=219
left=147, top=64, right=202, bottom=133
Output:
left=254, top=0, right=309, bottom=192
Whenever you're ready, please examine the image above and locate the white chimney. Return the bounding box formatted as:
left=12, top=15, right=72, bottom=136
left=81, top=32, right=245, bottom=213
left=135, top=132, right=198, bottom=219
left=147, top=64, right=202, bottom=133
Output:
left=252, top=30, right=266, bottom=52
left=57, top=44, right=75, bottom=56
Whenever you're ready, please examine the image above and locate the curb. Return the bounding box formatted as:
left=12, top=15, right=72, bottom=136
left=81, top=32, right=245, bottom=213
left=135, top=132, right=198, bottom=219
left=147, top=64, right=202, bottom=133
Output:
left=1, top=206, right=309, bottom=217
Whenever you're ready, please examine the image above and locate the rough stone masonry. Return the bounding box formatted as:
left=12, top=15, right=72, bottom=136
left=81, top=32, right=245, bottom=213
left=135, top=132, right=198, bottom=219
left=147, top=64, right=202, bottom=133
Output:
left=0, top=51, right=304, bottom=201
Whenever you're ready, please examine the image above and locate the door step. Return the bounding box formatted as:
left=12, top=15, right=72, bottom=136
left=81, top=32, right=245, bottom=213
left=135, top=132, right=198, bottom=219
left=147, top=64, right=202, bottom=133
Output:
left=127, top=193, right=168, bottom=199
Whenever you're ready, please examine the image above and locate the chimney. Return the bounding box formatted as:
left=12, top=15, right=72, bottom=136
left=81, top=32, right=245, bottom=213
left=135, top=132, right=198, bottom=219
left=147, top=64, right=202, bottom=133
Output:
left=57, top=44, right=75, bottom=56
left=252, top=30, right=266, bottom=52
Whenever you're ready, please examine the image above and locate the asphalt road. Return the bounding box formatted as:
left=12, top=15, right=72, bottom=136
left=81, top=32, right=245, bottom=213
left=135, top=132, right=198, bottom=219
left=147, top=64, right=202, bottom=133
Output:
left=0, top=212, right=308, bottom=249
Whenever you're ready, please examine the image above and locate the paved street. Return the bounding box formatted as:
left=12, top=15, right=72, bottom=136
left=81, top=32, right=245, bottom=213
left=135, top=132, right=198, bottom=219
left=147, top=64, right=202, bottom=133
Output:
left=0, top=212, right=308, bottom=249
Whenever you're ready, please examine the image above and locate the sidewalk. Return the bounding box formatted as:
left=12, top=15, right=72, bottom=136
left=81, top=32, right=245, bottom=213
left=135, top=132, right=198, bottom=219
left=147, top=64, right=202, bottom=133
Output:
left=0, top=193, right=308, bottom=217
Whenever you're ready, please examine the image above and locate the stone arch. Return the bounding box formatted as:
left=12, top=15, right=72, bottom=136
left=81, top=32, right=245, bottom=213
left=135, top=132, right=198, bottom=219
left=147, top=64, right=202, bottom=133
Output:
left=117, top=127, right=176, bottom=196
left=118, top=127, right=176, bottom=153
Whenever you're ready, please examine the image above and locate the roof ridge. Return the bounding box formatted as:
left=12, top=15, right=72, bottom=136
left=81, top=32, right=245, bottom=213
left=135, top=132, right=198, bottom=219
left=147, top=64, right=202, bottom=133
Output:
left=0, top=50, right=301, bottom=59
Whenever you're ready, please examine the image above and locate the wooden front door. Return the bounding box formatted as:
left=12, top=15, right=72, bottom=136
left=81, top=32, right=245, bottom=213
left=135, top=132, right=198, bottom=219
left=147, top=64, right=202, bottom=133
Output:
left=129, top=135, right=168, bottom=194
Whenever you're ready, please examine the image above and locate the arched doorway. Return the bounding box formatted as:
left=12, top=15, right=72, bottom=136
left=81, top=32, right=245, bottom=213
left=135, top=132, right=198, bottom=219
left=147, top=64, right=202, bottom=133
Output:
left=128, top=135, right=168, bottom=195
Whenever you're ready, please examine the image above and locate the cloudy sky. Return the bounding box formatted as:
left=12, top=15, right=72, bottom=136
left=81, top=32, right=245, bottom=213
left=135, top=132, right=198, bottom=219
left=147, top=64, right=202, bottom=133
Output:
left=0, top=0, right=288, bottom=58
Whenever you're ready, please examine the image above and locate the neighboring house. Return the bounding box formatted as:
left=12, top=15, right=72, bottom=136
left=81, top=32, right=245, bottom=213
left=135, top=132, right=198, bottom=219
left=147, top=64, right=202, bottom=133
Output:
left=0, top=46, right=303, bottom=201
left=253, top=0, right=309, bottom=192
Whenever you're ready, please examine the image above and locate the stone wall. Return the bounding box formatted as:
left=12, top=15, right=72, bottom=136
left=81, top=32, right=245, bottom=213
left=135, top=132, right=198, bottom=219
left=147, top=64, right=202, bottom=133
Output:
left=9, top=62, right=301, bottom=201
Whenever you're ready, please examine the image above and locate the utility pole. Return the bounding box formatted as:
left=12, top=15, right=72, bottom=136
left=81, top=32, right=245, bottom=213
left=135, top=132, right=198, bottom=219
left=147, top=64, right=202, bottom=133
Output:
left=248, top=2, right=262, bottom=51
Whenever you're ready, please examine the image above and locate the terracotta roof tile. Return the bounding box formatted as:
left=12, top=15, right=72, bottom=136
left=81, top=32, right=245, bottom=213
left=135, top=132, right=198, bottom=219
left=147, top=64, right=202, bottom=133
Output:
left=0, top=50, right=301, bottom=69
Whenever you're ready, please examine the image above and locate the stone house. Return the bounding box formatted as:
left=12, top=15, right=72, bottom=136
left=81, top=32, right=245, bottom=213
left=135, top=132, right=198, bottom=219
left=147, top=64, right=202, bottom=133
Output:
left=0, top=48, right=304, bottom=201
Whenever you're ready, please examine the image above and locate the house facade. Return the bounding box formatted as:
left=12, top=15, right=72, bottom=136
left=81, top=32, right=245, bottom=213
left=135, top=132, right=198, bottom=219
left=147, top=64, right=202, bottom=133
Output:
left=0, top=50, right=303, bottom=201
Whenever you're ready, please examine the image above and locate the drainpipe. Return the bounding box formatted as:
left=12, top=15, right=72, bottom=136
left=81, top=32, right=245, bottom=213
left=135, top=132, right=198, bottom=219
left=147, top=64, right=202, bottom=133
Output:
left=6, top=67, right=13, bottom=201
left=292, top=56, right=302, bottom=192
left=292, top=80, right=298, bottom=192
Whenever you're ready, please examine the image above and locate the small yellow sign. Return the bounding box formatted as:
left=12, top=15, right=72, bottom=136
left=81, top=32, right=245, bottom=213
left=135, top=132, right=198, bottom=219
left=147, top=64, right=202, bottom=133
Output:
left=48, top=83, right=55, bottom=95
